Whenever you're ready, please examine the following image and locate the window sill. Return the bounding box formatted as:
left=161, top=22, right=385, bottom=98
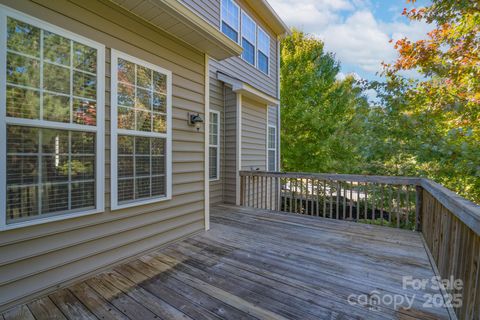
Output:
left=111, top=195, right=172, bottom=211
left=1, top=207, right=103, bottom=231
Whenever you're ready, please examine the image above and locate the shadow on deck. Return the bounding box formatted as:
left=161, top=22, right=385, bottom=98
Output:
left=2, top=205, right=451, bottom=320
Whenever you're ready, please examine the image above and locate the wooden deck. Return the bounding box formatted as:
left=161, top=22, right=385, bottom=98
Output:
left=2, top=205, right=451, bottom=320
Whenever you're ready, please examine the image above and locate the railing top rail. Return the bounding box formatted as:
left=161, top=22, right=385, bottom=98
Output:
left=420, top=179, right=480, bottom=235
left=240, top=170, right=480, bottom=235
left=239, top=171, right=422, bottom=185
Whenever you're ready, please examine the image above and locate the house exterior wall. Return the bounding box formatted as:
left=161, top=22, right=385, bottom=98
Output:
left=183, top=0, right=279, bottom=99
left=241, top=97, right=267, bottom=171
left=0, top=0, right=206, bottom=310
left=223, top=86, right=238, bottom=204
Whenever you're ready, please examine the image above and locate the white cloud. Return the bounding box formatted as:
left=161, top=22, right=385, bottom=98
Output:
left=269, top=0, right=433, bottom=75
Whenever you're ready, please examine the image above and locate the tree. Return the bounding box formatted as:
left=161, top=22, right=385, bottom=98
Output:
left=368, top=0, right=480, bottom=202
left=280, top=30, right=369, bottom=174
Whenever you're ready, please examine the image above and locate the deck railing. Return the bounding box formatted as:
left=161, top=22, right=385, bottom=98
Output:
left=239, top=171, right=480, bottom=319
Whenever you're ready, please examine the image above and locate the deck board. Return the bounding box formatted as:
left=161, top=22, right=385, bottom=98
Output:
left=1, top=205, right=451, bottom=320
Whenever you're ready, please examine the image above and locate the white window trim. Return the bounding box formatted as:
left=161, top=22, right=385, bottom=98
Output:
left=267, top=125, right=277, bottom=172
left=0, top=5, right=105, bottom=231
left=209, top=110, right=220, bottom=181
left=220, top=0, right=240, bottom=44
left=257, top=26, right=270, bottom=76
left=240, top=10, right=256, bottom=67
left=110, top=49, right=172, bottom=211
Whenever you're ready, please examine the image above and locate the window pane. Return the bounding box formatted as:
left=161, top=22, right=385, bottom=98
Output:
left=258, top=28, right=270, bottom=55
left=135, top=177, right=151, bottom=199
left=118, top=156, right=134, bottom=178
left=268, top=150, right=276, bottom=171
left=43, top=93, right=70, bottom=123
left=118, top=58, right=135, bottom=84
left=71, top=156, right=95, bottom=181
left=71, top=182, right=95, bottom=209
left=222, top=22, right=238, bottom=42
left=153, top=92, right=166, bottom=113
left=151, top=176, right=165, bottom=196
left=118, top=179, right=134, bottom=202
left=118, top=107, right=135, bottom=130
left=6, top=86, right=40, bottom=119
left=135, top=137, right=150, bottom=154
left=42, top=184, right=69, bottom=213
left=7, top=155, right=38, bottom=185
left=6, top=126, right=97, bottom=223
left=137, top=65, right=152, bottom=89
left=152, top=138, right=165, bottom=155
left=153, top=72, right=167, bottom=93
left=258, top=52, right=268, bottom=74
left=73, top=42, right=97, bottom=73
left=222, top=0, right=239, bottom=32
left=73, top=99, right=96, bottom=125
left=241, top=12, right=256, bottom=43
left=43, top=63, right=70, bottom=94
left=135, top=156, right=150, bottom=176
left=7, top=52, right=40, bottom=88
left=153, top=113, right=166, bottom=133
left=73, top=71, right=96, bottom=99
left=209, top=147, right=218, bottom=179
left=71, top=132, right=95, bottom=154
left=136, top=88, right=151, bottom=110
left=7, top=17, right=41, bottom=57
left=7, top=186, right=38, bottom=224
left=242, top=39, right=255, bottom=65
left=118, top=83, right=135, bottom=107
left=43, top=31, right=70, bottom=66
left=7, top=126, right=39, bottom=154
left=118, top=135, right=134, bottom=154
left=136, top=110, right=152, bottom=132
left=152, top=156, right=165, bottom=176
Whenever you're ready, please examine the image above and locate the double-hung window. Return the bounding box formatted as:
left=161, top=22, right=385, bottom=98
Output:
left=0, top=7, right=105, bottom=229
left=221, top=0, right=240, bottom=43
left=257, top=27, right=270, bottom=75
left=110, top=50, right=172, bottom=210
left=241, top=11, right=256, bottom=66
left=209, top=111, right=220, bottom=181
left=267, top=125, right=277, bottom=171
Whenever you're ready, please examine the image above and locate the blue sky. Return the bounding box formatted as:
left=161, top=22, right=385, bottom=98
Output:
left=269, top=0, right=432, bottom=81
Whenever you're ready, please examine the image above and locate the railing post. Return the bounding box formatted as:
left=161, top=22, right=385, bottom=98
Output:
left=240, top=174, right=245, bottom=206
left=415, top=185, right=423, bottom=232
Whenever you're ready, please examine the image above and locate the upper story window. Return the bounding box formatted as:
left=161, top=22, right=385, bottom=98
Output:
left=257, top=27, right=270, bottom=75
left=0, top=7, right=105, bottom=229
left=221, top=0, right=240, bottom=43
left=110, top=50, right=172, bottom=210
left=241, top=11, right=256, bottom=66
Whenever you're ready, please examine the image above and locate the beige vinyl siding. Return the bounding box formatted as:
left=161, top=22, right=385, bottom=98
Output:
left=209, top=67, right=224, bottom=205
left=223, top=86, right=238, bottom=204
left=0, top=0, right=206, bottom=310
left=241, top=97, right=267, bottom=170
left=181, top=0, right=220, bottom=26
left=268, top=105, right=278, bottom=126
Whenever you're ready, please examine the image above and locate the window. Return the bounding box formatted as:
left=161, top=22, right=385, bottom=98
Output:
left=257, top=27, right=270, bottom=74
left=209, top=111, right=220, bottom=180
left=221, top=0, right=240, bottom=43
left=241, top=11, right=256, bottom=66
left=110, top=50, right=172, bottom=210
left=268, top=125, right=277, bottom=171
left=0, top=7, right=105, bottom=229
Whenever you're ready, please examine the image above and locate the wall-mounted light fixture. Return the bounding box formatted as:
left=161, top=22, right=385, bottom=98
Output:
left=188, top=113, right=204, bottom=131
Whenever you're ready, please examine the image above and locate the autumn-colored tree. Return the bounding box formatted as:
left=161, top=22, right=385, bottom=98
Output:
left=368, top=0, right=480, bottom=202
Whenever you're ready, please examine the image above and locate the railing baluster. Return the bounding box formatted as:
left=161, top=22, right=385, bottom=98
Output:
left=372, top=184, right=376, bottom=223
left=316, top=180, right=320, bottom=216
left=349, top=181, right=353, bottom=220
left=329, top=180, right=333, bottom=218
left=380, top=184, right=385, bottom=226
left=396, top=186, right=401, bottom=228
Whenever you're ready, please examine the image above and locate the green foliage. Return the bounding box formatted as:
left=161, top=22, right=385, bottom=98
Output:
left=280, top=30, right=369, bottom=173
